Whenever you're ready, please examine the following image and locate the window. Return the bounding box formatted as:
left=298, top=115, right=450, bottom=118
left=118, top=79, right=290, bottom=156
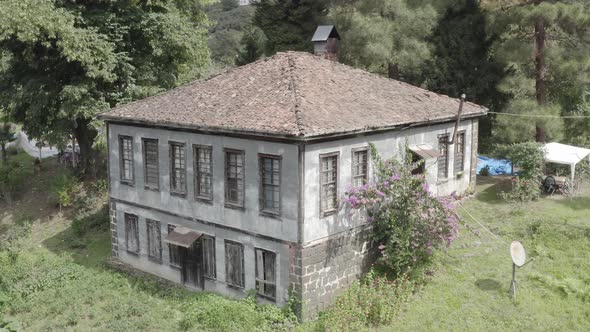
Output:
left=352, top=148, right=368, bottom=187
left=119, top=136, right=134, bottom=183
left=146, top=219, right=162, bottom=262
left=320, top=153, right=339, bottom=215
left=168, top=224, right=181, bottom=268
left=202, top=236, right=216, bottom=279
left=194, top=145, right=213, bottom=200
left=438, top=135, right=449, bottom=179
left=170, top=142, right=186, bottom=195
left=225, top=241, right=245, bottom=288
left=454, top=132, right=466, bottom=174
left=259, top=155, right=281, bottom=215
left=143, top=138, right=159, bottom=189
left=225, top=150, right=245, bottom=207
left=125, top=213, right=139, bottom=254
left=255, top=248, right=276, bottom=300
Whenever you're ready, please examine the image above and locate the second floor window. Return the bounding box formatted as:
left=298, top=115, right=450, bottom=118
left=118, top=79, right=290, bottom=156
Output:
left=225, top=149, right=245, bottom=207
left=143, top=138, right=159, bottom=189
left=352, top=148, right=368, bottom=187
left=454, top=132, right=466, bottom=174
left=438, top=135, right=449, bottom=179
left=170, top=142, right=186, bottom=195
left=259, top=155, right=281, bottom=215
left=194, top=145, right=213, bottom=200
left=119, top=136, right=134, bottom=183
left=320, top=153, right=338, bottom=215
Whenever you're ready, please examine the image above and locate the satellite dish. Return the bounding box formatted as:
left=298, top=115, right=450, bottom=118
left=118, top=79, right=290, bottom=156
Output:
left=510, top=241, right=526, bottom=267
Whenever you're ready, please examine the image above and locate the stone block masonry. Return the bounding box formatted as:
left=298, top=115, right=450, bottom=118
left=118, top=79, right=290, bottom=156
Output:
left=298, top=225, right=375, bottom=320
left=109, top=199, right=119, bottom=257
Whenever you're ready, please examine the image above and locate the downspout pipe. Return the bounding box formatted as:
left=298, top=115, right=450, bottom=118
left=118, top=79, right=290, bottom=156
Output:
left=448, top=94, right=466, bottom=145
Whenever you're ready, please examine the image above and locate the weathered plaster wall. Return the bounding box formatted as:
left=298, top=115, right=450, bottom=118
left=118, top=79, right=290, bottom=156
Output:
left=108, top=124, right=300, bottom=243
left=302, top=120, right=475, bottom=243
left=113, top=199, right=292, bottom=305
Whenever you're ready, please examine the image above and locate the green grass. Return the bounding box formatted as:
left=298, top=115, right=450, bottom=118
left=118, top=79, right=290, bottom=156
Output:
left=2, top=160, right=589, bottom=331
left=382, top=176, right=590, bottom=331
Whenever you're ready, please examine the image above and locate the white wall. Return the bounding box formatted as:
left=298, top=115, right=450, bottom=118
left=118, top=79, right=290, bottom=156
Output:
left=108, top=124, right=300, bottom=243
left=302, top=120, right=475, bottom=244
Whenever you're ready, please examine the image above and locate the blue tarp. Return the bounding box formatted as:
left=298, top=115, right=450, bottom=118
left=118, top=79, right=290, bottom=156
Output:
left=477, top=155, right=513, bottom=176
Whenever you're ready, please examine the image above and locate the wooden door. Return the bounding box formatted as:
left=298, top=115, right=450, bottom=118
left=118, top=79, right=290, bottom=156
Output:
left=181, top=241, right=203, bottom=289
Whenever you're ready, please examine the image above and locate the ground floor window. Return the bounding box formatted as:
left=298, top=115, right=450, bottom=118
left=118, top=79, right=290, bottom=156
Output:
left=125, top=213, right=139, bottom=254
left=225, top=241, right=245, bottom=288
left=167, top=224, right=181, bottom=268
left=255, top=248, right=276, bottom=300
left=146, top=219, right=162, bottom=263
left=202, top=236, right=216, bottom=279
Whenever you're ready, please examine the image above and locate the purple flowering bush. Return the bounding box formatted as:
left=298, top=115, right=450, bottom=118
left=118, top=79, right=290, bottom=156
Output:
left=343, top=146, right=459, bottom=277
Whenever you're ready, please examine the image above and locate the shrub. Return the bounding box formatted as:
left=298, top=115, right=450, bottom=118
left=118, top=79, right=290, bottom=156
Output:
left=71, top=203, right=109, bottom=236
left=500, top=177, right=541, bottom=202
left=317, top=270, right=415, bottom=331
left=505, top=142, right=544, bottom=180
left=0, top=160, right=30, bottom=203
left=343, top=145, right=459, bottom=277
left=480, top=165, right=490, bottom=176
left=6, top=145, right=19, bottom=156
left=50, top=173, right=78, bottom=209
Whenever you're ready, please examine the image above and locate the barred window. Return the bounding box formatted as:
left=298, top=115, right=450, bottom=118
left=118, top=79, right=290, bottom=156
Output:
left=202, top=236, right=216, bottom=279
left=320, top=153, right=338, bottom=215
left=352, top=149, right=368, bottom=187
left=260, top=155, right=281, bottom=214
left=119, top=136, right=134, bottom=182
left=146, top=219, right=162, bottom=262
left=125, top=213, right=139, bottom=254
left=170, top=142, right=186, bottom=194
left=454, top=132, right=466, bottom=174
left=225, top=150, right=244, bottom=207
left=194, top=145, right=213, bottom=200
left=438, top=135, right=449, bottom=179
left=168, top=224, right=181, bottom=268
left=255, top=248, right=276, bottom=300
left=225, top=241, right=245, bottom=288
left=143, top=139, right=159, bottom=189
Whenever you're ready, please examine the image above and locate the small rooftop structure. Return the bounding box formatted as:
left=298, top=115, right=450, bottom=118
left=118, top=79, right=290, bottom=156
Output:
left=312, top=25, right=341, bottom=61
left=311, top=25, right=340, bottom=42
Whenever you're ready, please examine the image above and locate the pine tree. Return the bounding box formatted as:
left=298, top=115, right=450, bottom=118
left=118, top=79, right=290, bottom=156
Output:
left=253, top=0, right=329, bottom=55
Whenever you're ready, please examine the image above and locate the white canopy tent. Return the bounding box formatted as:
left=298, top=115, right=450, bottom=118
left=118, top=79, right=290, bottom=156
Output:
left=543, top=142, right=590, bottom=181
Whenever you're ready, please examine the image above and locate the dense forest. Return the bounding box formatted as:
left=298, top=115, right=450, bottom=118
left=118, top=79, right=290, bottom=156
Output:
left=1, top=0, right=589, bottom=172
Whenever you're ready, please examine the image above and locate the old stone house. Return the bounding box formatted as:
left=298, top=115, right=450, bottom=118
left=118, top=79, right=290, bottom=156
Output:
left=99, top=50, right=486, bottom=319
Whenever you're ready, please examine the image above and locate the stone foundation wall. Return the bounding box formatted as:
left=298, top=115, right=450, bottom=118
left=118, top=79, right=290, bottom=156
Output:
left=299, top=225, right=375, bottom=320
left=109, top=199, right=119, bottom=257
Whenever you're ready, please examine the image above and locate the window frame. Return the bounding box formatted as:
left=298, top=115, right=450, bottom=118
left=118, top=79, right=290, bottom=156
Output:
left=454, top=131, right=466, bottom=175
left=351, top=147, right=369, bottom=188
left=119, top=135, right=134, bottom=184
left=142, top=138, right=160, bottom=190
left=319, top=151, right=340, bottom=217
left=255, top=248, right=277, bottom=301
left=194, top=144, right=213, bottom=202
left=224, top=149, right=246, bottom=209
left=169, top=141, right=187, bottom=196
left=258, top=154, right=282, bottom=217
left=124, top=213, right=139, bottom=255
left=146, top=219, right=162, bottom=263
left=438, top=134, right=450, bottom=180
left=224, top=240, right=245, bottom=289
left=167, top=224, right=181, bottom=268
left=202, top=235, right=216, bottom=279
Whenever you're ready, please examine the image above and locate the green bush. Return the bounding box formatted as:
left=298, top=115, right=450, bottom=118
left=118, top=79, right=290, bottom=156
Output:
left=0, top=160, right=30, bottom=203
left=501, top=177, right=541, bottom=202
left=505, top=142, right=544, bottom=180
left=6, top=145, right=19, bottom=156
left=50, top=173, right=78, bottom=209
left=480, top=165, right=490, bottom=176
left=71, top=204, right=109, bottom=236
left=317, top=270, right=415, bottom=331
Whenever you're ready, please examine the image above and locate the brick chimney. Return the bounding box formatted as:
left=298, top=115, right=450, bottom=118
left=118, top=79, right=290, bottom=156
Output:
left=311, top=25, right=340, bottom=61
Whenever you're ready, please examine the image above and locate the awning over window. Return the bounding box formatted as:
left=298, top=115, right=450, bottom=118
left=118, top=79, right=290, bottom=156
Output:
left=164, top=226, right=203, bottom=248
left=409, top=144, right=442, bottom=159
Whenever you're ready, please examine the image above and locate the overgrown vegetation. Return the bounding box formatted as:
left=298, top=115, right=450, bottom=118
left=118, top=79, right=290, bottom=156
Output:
left=498, top=142, right=545, bottom=202
left=0, top=158, right=31, bottom=204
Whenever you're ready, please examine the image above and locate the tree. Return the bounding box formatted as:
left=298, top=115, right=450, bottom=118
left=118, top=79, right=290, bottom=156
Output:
left=0, top=121, right=16, bottom=163
left=235, top=25, right=266, bottom=65
left=253, top=0, right=329, bottom=55
left=0, top=0, right=212, bottom=175
left=207, top=3, right=256, bottom=66
left=329, top=0, right=449, bottom=83
left=221, top=0, right=239, bottom=11
left=488, top=0, right=590, bottom=143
